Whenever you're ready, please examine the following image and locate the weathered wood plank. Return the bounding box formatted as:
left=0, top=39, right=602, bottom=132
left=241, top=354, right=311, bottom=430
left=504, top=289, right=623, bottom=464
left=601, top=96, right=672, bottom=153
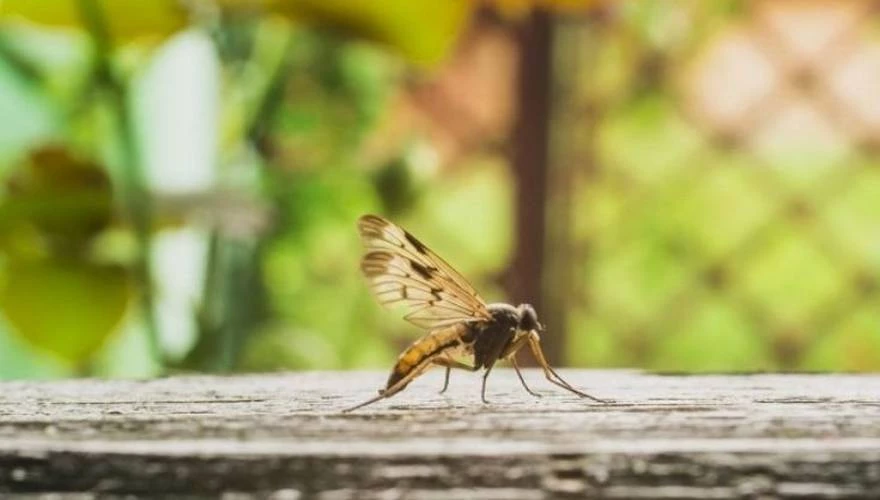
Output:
left=0, top=370, right=878, bottom=498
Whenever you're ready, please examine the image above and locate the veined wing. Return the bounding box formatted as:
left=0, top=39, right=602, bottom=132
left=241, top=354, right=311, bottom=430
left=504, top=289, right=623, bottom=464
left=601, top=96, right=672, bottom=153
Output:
left=358, top=214, right=492, bottom=329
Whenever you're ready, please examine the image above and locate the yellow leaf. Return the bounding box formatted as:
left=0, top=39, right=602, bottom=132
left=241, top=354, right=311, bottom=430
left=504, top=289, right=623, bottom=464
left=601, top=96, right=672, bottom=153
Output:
left=220, top=0, right=473, bottom=67
left=2, top=145, right=113, bottom=250
left=485, top=0, right=603, bottom=18
left=0, top=0, right=188, bottom=43
left=0, top=258, right=132, bottom=364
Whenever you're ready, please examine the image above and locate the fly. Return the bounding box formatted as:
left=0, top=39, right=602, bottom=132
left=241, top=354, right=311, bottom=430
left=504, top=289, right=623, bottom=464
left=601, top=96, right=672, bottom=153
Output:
left=343, top=214, right=610, bottom=412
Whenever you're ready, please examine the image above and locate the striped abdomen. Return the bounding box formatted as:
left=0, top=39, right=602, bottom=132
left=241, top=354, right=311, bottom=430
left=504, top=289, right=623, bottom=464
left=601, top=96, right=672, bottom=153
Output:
left=385, top=323, right=474, bottom=390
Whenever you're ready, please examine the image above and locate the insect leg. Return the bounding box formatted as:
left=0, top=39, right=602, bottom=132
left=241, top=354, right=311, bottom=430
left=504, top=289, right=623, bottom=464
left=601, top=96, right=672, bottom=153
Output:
left=480, top=363, right=496, bottom=404
left=476, top=325, right=520, bottom=405
left=511, top=356, right=541, bottom=398
left=342, top=356, right=439, bottom=412
left=433, top=356, right=478, bottom=394
left=342, top=390, right=391, bottom=413
left=498, top=334, right=542, bottom=398
left=526, top=331, right=611, bottom=404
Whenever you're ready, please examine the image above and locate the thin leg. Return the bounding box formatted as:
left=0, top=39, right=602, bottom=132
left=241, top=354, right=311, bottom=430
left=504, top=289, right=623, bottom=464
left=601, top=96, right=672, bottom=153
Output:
left=500, top=333, right=542, bottom=398
left=343, top=355, right=438, bottom=412
left=433, top=357, right=477, bottom=394
left=481, top=363, right=496, bottom=404
left=527, top=332, right=611, bottom=404
left=342, top=390, right=391, bottom=413
left=511, top=356, right=541, bottom=398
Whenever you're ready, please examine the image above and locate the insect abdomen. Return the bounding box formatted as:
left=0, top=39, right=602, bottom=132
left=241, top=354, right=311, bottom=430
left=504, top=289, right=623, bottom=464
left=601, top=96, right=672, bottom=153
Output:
left=385, top=324, right=470, bottom=389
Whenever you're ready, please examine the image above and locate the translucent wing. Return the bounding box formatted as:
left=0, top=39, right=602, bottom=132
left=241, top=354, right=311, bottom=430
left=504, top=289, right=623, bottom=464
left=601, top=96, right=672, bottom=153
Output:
left=358, top=214, right=492, bottom=329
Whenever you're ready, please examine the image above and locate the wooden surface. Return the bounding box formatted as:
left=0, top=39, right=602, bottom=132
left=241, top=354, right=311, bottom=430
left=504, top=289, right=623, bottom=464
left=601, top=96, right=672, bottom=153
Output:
left=0, top=370, right=878, bottom=498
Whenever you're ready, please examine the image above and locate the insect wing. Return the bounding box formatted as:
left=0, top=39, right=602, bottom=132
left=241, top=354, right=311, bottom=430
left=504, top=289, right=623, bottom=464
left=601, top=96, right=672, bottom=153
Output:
left=358, top=214, right=492, bottom=329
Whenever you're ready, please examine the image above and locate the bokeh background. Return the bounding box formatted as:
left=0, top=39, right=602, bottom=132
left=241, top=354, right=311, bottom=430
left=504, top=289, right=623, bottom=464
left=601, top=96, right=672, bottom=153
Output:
left=0, top=0, right=878, bottom=379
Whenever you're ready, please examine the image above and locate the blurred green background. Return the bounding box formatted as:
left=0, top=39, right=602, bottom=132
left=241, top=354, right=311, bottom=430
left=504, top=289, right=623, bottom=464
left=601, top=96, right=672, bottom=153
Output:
left=0, top=0, right=877, bottom=379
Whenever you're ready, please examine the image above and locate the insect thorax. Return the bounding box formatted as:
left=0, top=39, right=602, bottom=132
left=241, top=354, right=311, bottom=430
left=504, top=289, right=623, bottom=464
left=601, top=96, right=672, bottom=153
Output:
left=486, top=302, right=540, bottom=332
left=463, top=303, right=518, bottom=369
left=486, top=303, right=520, bottom=330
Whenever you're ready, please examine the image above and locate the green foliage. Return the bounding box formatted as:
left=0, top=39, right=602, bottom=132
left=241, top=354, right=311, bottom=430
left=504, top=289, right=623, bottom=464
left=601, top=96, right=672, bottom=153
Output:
left=566, top=1, right=880, bottom=371
left=651, top=298, right=773, bottom=372
left=0, top=145, right=132, bottom=366
left=1, top=0, right=188, bottom=42
left=0, top=257, right=131, bottom=364
left=804, top=308, right=880, bottom=371
left=0, top=45, right=61, bottom=165
left=239, top=0, right=473, bottom=67
left=0, top=1, right=876, bottom=378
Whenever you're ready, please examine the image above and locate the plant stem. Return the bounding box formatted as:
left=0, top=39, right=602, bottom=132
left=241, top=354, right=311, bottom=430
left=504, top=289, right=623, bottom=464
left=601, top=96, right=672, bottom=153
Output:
left=246, top=31, right=297, bottom=156
left=77, top=0, right=163, bottom=368
left=0, top=32, right=46, bottom=86
left=189, top=25, right=295, bottom=372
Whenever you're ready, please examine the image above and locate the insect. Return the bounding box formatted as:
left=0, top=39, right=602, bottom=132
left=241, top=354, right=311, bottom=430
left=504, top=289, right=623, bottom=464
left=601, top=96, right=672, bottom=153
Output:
left=343, top=214, right=610, bottom=412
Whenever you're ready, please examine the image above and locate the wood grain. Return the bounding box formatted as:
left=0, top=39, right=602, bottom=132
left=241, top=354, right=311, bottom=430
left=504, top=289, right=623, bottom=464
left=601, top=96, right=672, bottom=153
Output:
left=0, top=370, right=878, bottom=498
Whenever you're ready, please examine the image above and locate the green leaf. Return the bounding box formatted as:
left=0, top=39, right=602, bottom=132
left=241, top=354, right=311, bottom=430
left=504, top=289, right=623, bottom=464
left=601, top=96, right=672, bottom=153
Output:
left=1, top=145, right=113, bottom=255
left=0, top=257, right=132, bottom=364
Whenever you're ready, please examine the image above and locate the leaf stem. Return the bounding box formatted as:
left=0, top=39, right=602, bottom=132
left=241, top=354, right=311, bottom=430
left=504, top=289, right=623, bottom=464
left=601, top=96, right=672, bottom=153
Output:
left=188, top=25, right=296, bottom=372
left=77, top=0, right=163, bottom=368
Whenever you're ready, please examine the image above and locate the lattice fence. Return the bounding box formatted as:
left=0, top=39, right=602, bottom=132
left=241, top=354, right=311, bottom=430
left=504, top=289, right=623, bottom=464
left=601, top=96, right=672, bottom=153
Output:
left=546, top=1, right=880, bottom=371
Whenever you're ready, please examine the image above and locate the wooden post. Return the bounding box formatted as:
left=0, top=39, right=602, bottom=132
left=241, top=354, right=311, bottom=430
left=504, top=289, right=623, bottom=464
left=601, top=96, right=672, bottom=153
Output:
left=507, top=10, right=557, bottom=363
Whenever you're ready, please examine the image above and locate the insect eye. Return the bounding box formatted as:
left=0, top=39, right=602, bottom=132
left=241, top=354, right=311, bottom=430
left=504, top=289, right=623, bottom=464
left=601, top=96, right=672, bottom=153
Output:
left=517, top=305, right=541, bottom=331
